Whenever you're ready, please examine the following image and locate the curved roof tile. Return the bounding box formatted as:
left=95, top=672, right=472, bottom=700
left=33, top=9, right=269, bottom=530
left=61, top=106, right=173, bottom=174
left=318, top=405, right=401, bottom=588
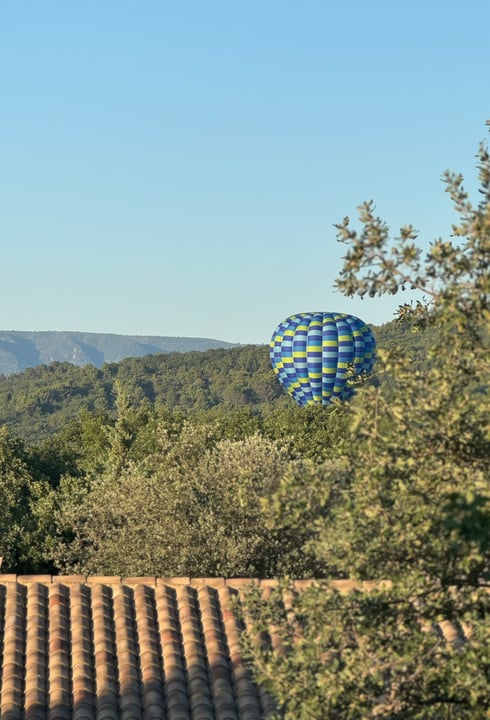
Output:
left=0, top=577, right=275, bottom=720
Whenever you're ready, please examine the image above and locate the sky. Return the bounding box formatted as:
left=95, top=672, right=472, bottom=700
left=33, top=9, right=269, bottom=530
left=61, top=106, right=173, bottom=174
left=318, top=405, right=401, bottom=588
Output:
left=1, top=1, right=489, bottom=344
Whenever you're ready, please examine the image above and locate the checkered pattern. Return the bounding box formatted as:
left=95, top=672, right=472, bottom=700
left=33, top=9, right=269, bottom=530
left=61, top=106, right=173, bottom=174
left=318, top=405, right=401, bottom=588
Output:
left=270, top=312, right=376, bottom=406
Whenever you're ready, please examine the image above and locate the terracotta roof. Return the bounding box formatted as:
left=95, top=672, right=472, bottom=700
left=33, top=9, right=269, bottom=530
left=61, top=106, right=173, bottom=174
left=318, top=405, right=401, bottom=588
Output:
left=0, top=576, right=470, bottom=720
left=0, top=576, right=282, bottom=720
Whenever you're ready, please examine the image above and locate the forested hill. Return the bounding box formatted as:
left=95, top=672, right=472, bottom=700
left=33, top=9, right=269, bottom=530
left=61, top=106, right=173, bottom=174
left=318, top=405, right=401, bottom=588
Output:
left=0, top=330, right=238, bottom=376
left=0, top=345, right=282, bottom=443
left=0, top=319, right=435, bottom=445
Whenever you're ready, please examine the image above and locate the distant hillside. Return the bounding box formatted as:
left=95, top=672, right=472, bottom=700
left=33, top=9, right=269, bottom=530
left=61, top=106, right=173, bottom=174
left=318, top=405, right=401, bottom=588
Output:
left=0, top=345, right=281, bottom=443
left=0, top=331, right=239, bottom=376
left=0, top=320, right=439, bottom=445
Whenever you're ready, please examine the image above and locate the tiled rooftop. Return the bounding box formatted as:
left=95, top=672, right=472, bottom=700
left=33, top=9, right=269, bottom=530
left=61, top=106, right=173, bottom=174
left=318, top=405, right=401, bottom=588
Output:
left=0, top=576, right=470, bottom=720
left=0, top=576, right=283, bottom=720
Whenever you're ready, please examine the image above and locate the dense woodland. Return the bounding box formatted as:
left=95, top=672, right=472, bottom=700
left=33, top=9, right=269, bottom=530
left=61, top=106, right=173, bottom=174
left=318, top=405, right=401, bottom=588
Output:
left=0, top=318, right=435, bottom=578
left=0, top=320, right=434, bottom=445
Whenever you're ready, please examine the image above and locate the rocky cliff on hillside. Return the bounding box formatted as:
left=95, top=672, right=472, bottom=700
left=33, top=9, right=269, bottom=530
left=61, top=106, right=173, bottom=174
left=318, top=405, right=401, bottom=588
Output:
left=0, top=331, right=238, bottom=375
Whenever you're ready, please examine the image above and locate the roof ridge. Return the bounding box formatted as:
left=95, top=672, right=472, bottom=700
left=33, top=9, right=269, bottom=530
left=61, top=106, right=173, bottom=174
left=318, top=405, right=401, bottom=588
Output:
left=0, top=576, right=367, bottom=591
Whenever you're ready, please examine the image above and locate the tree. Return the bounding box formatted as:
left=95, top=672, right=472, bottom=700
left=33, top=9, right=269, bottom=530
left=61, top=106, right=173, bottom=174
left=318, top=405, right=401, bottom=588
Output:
left=0, top=427, right=49, bottom=571
left=264, top=403, right=349, bottom=462
left=244, top=124, right=490, bottom=718
left=50, top=420, right=305, bottom=577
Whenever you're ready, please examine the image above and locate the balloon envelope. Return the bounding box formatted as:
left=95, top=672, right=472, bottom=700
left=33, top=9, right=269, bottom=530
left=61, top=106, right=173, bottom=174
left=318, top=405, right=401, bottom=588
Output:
left=270, top=312, right=376, bottom=406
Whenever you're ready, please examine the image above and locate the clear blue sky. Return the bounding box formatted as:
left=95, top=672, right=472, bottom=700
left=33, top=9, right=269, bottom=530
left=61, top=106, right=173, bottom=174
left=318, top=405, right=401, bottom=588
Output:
left=1, top=1, right=488, bottom=344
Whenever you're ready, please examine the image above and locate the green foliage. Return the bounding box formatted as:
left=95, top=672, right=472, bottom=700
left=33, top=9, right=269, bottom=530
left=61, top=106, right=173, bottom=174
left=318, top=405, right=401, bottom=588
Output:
left=0, top=328, right=437, bottom=446
left=0, top=427, right=50, bottom=571
left=0, top=372, right=353, bottom=575
left=245, top=580, right=490, bottom=719
left=0, top=361, right=111, bottom=443
left=264, top=403, right=349, bottom=462
left=244, top=125, right=490, bottom=717
left=0, top=346, right=283, bottom=444
left=50, top=424, right=301, bottom=577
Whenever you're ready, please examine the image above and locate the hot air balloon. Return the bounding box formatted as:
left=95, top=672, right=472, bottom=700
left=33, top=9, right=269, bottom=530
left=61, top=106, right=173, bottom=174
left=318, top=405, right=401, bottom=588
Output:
left=270, top=312, right=376, bottom=407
